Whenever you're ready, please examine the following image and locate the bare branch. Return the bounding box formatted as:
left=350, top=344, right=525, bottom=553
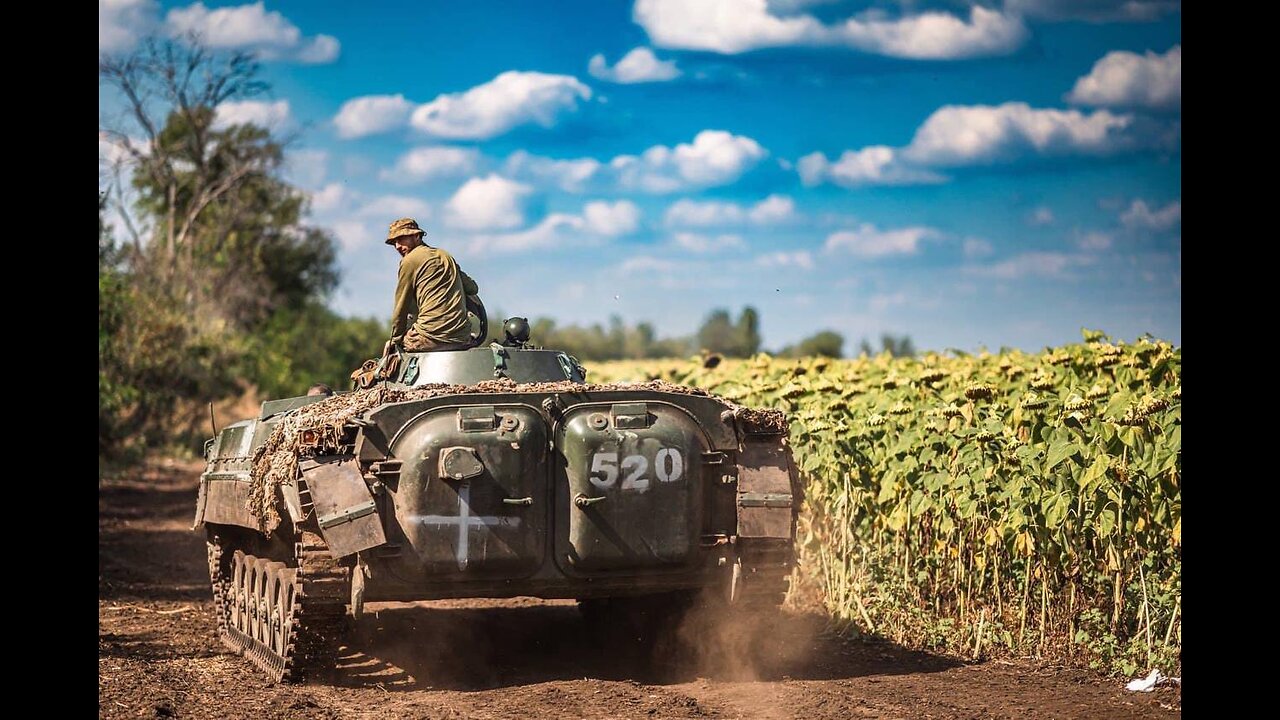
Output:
left=105, top=164, right=145, bottom=253
left=100, top=33, right=321, bottom=325
left=174, top=162, right=256, bottom=251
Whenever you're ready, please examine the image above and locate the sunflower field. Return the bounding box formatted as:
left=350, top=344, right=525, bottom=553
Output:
left=590, top=331, right=1181, bottom=675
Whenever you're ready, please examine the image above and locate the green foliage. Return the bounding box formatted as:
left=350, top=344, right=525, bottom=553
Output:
left=592, top=337, right=1181, bottom=674
left=99, top=39, right=356, bottom=461
left=128, top=107, right=338, bottom=328
left=99, top=204, right=134, bottom=457
left=736, top=307, right=762, bottom=357
left=859, top=333, right=917, bottom=358
left=245, top=303, right=385, bottom=398
left=697, top=306, right=761, bottom=357
left=101, top=194, right=242, bottom=459
left=97, top=271, right=245, bottom=459
left=515, top=315, right=692, bottom=361
left=493, top=305, right=768, bottom=361
left=780, top=330, right=845, bottom=358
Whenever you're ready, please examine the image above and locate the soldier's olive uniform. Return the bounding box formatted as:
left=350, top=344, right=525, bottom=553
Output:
left=390, top=244, right=479, bottom=351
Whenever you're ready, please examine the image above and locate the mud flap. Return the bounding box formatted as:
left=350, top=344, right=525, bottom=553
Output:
left=198, top=472, right=256, bottom=528
left=192, top=475, right=209, bottom=530
left=736, top=439, right=795, bottom=538
left=301, top=457, right=386, bottom=558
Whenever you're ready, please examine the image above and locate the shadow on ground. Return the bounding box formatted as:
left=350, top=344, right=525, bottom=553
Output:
left=326, top=600, right=961, bottom=692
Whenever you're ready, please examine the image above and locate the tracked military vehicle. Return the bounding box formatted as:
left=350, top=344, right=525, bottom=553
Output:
left=195, top=317, right=801, bottom=682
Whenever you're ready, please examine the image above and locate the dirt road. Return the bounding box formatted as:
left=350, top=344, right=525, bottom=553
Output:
left=99, top=460, right=1180, bottom=719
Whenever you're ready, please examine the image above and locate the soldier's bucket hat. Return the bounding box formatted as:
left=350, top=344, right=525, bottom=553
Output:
left=386, top=217, right=426, bottom=244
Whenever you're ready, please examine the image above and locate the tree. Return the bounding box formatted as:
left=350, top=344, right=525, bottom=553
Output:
left=697, top=306, right=761, bottom=357
left=736, top=306, right=762, bottom=356
left=99, top=36, right=348, bottom=459
left=697, top=309, right=737, bottom=355
left=780, top=330, right=844, bottom=358
left=100, top=37, right=336, bottom=329
left=101, top=38, right=265, bottom=263
left=858, top=333, right=916, bottom=358
left=507, top=316, right=691, bottom=361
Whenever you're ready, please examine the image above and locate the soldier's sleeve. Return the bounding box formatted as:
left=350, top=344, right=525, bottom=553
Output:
left=459, top=266, right=479, bottom=296
left=389, top=259, right=415, bottom=344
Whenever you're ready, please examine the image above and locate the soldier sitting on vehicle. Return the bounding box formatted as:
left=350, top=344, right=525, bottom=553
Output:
left=384, top=217, right=481, bottom=352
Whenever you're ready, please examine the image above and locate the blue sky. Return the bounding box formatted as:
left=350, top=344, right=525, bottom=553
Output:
left=99, top=0, right=1181, bottom=352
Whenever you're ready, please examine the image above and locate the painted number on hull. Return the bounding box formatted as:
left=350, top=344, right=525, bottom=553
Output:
left=589, top=448, right=684, bottom=492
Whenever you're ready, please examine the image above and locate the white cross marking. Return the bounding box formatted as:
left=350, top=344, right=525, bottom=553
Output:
left=410, top=480, right=521, bottom=570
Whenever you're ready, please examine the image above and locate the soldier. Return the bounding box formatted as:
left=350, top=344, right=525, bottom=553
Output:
left=385, top=218, right=481, bottom=352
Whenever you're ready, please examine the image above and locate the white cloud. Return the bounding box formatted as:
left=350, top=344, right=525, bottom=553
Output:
left=621, top=255, right=680, bottom=274
left=664, top=194, right=794, bottom=227
left=583, top=200, right=641, bottom=236
left=825, top=223, right=937, bottom=257
left=1077, top=231, right=1113, bottom=251
left=589, top=47, right=681, bottom=83
left=99, top=131, right=147, bottom=167
left=869, top=292, right=908, bottom=312
left=330, top=220, right=373, bottom=251
left=333, top=95, right=415, bottom=139
left=503, top=151, right=602, bottom=193
left=467, top=214, right=584, bottom=255
left=963, top=237, right=994, bottom=258
left=634, top=0, right=1027, bottom=59
left=164, top=2, right=340, bottom=63
left=1028, top=206, right=1055, bottom=226
left=213, top=99, right=289, bottom=129
left=904, top=102, right=1139, bottom=166
left=99, top=137, right=124, bottom=167
left=797, top=147, right=945, bottom=187
left=286, top=149, right=328, bottom=188
left=295, top=35, right=340, bottom=64
left=445, top=175, right=532, bottom=231
left=470, top=134, right=769, bottom=196
left=1007, top=0, right=1180, bottom=23
left=766, top=0, right=841, bottom=11
left=100, top=0, right=158, bottom=53
left=381, top=147, right=480, bottom=183
left=1067, top=45, right=1181, bottom=111
left=636, top=0, right=819, bottom=55
left=465, top=201, right=638, bottom=255
left=310, top=183, right=349, bottom=212
left=410, top=71, right=592, bottom=140
left=672, top=131, right=767, bottom=183
left=801, top=101, right=1166, bottom=188
left=749, top=194, right=795, bottom=223
left=559, top=282, right=588, bottom=302
left=613, top=130, right=767, bottom=193
left=317, top=193, right=434, bottom=250
left=1120, top=199, right=1181, bottom=231
left=832, top=6, right=1028, bottom=60
left=796, top=153, right=829, bottom=186
left=673, top=232, right=745, bottom=253
left=315, top=187, right=429, bottom=220
left=968, top=252, right=1095, bottom=280
left=359, top=195, right=432, bottom=220
left=756, top=251, right=814, bottom=270
left=665, top=199, right=741, bottom=226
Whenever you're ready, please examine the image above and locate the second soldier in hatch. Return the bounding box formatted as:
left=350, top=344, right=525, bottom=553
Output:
left=385, top=218, right=480, bottom=352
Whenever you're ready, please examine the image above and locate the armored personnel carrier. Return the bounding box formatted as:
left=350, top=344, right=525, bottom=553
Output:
left=195, top=318, right=800, bottom=682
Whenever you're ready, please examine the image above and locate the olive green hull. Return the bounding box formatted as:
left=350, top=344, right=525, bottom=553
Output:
left=195, top=350, right=798, bottom=604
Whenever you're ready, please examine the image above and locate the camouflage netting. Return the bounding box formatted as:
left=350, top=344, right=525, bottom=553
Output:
left=247, top=378, right=787, bottom=531
left=730, top=406, right=790, bottom=435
